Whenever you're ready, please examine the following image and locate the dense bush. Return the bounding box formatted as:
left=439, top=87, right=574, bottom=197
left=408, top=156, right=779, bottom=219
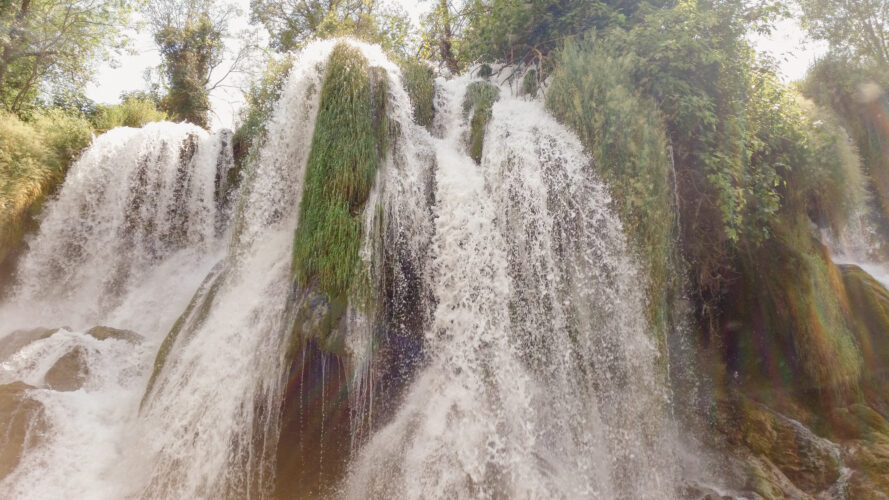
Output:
left=92, top=97, right=168, bottom=133
left=0, top=111, right=93, bottom=273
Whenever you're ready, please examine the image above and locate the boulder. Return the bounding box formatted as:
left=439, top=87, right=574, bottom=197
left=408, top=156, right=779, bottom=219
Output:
left=0, top=327, right=60, bottom=362
left=44, top=346, right=89, bottom=392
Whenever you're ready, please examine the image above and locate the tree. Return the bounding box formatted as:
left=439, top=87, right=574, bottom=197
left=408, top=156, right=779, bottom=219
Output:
left=249, top=0, right=377, bottom=52
left=249, top=0, right=413, bottom=55
left=0, top=0, right=132, bottom=116
left=419, top=0, right=463, bottom=74
left=798, top=0, right=889, bottom=65
left=148, top=0, right=251, bottom=128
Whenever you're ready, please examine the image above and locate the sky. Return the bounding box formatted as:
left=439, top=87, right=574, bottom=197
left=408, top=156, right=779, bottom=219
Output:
left=84, top=1, right=828, bottom=131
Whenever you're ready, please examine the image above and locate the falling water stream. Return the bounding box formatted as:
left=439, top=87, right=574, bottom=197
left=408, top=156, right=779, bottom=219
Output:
left=0, top=40, right=678, bottom=499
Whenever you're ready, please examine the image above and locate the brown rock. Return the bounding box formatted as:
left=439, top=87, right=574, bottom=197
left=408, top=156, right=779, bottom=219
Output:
left=0, top=327, right=60, bottom=362
left=44, top=346, right=89, bottom=392
left=0, top=382, right=46, bottom=480
left=85, top=325, right=141, bottom=343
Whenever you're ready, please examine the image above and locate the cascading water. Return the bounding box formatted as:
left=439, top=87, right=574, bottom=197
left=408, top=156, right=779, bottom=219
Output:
left=825, top=207, right=889, bottom=288
left=0, top=122, right=232, bottom=498
left=343, top=74, right=676, bottom=498
left=0, top=39, right=679, bottom=499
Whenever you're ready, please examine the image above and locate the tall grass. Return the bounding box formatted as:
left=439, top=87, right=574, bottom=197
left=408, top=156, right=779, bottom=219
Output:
left=292, top=43, right=388, bottom=302
left=0, top=111, right=93, bottom=272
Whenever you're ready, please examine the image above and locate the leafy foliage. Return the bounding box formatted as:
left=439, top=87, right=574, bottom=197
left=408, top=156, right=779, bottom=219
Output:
left=801, top=55, right=889, bottom=232
left=798, top=0, right=889, bottom=66
left=291, top=43, right=387, bottom=300
left=150, top=1, right=228, bottom=129
left=250, top=0, right=413, bottom=56
left=0, top=111, right=92, bottom=271
left=0, top=0, right=133, bottom=116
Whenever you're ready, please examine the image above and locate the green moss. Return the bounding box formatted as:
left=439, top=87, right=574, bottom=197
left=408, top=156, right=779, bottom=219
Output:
left=463, top=81, right=500, bottom=164
left=292, top=43, right=388, bottom=302
left=840, top=265, right=889, bottom=404
left=521, top=69, right=538, bottom=98
left=399, top=59, right=435, bottom=128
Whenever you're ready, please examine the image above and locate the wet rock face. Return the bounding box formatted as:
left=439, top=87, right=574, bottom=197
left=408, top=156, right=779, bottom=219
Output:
left=275, top=339, right=352, bottom=498
left=44, top=346, right=89, bottom=392
left=0, top=382, right=45, bottom=480
left=0, top=327, right=60, bottom=361
left=85, top=325, right=141, bottom=343
left=714, top=397, right=842, bottom=497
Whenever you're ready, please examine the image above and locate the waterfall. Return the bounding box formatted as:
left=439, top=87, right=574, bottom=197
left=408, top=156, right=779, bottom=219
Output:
left=0, top=39, right=678, bottom=498
left=343, top=73, right=675, bottom=498
left=0, top=122, right=231, bottom=498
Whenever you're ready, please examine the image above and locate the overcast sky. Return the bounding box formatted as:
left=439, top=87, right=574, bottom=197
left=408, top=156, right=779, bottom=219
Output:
left=84, top=1, right=827, bottom=130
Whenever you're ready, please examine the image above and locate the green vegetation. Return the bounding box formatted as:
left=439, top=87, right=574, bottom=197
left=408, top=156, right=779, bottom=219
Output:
left=546, top=40, right=676, bottom=334
left=0, top=111, right=92, bottom=272
left=92, top=97, right=168, bottom=133
left=250, top=0, right=413, bottom=56
left=149, top=1, right=227, bottom=129
left=462, top=81, right=499, bottom=164
left=0, top=0, right=133, bottom=116
left=291, top=43, right=388, bottom=303
left=0, top=99, right=169, bottom=288
left=399, top=59, right=436, bottom=128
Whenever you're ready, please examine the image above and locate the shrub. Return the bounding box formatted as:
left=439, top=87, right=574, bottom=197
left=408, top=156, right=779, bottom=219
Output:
left=92, top=98, right=167, bottom=133
left=0, top=111, right=92, bottom=272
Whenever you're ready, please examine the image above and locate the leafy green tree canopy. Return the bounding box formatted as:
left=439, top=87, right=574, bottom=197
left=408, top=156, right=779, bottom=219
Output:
left=249, top=0, right=412, bottom=55
left=799, top=0, right=889, bottom=65
left=0, top=0, right=133, bottom=116
left=149, top=0, right=236, bottom=128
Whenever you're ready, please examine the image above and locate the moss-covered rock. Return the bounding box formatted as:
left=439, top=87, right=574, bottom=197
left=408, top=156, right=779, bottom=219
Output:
left=462, top=81, right=500, bottom=164
left=722, top=223, right=862, bottom=407
left=142, top=264, right=225, bottom=406
left=291, top=42, right=388, bottom=301
left=714, top=396, right=843, bottom=496
left=400, top=59, right=435, bottom=128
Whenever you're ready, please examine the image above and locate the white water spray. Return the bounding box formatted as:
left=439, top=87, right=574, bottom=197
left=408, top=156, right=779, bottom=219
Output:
left=0, top=40, right=679, bottom=499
